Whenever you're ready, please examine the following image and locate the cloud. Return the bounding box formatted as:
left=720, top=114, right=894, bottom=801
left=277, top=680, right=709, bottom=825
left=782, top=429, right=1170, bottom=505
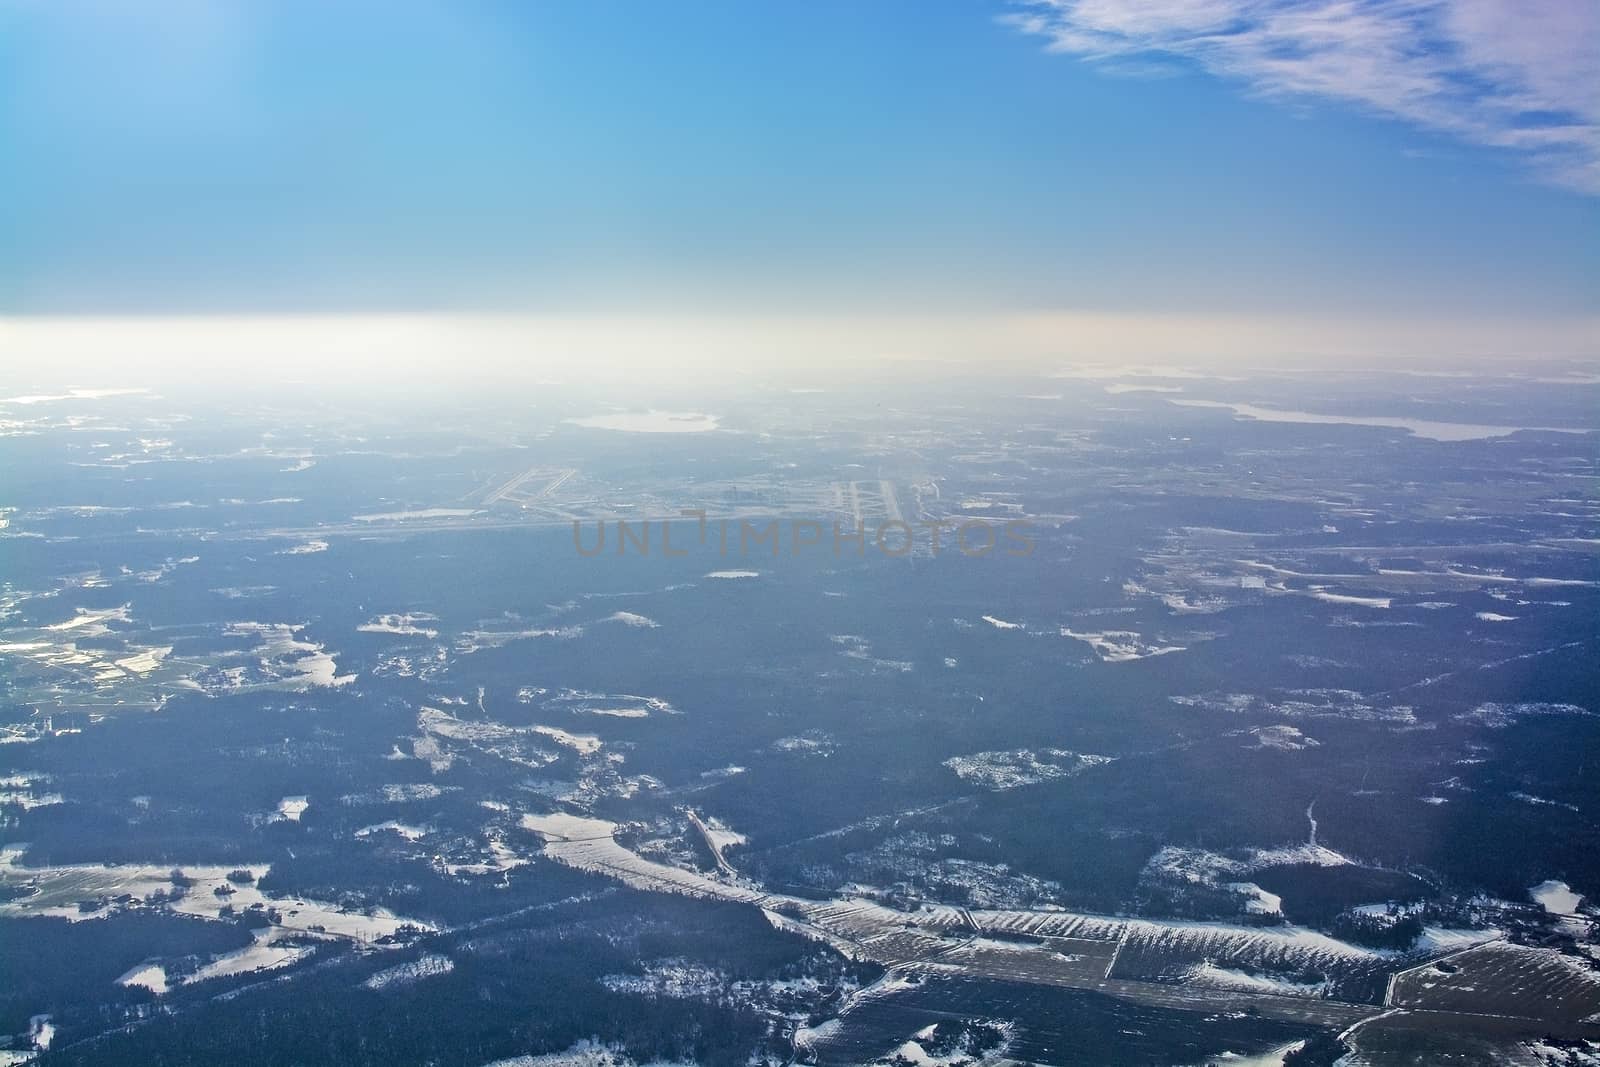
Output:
left=1007, top=0, right=1600, bottom=193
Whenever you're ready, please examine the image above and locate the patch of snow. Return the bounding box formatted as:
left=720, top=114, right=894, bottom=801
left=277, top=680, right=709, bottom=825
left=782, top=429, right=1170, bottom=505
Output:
left=356, top=821, right=429, bottom=842
left=1187, top=962, right=1328, bottom=997
left=603, top=611, right=658, bottom=628
left=532, top=725, right=602, bottom=756
left=1061, top=628, right=1184, bottom=662
left=219, top=622, right=355, bottom=690
left=116, top=962, right=169, bottom=995
left=280, top=539, right=329, bottom=554
left=358, top=613, right=439, bottom=638
left=28, top=1015, right=53, bottom=1052
left=943, top=749, right=1111, bottom=791
left=353, top=508, right=479, bottom=522
left=1311, top=591, right=1392, bottom=609
left=1225, top=882, right=1284, bottom=916
left=1205, top=1041, right=1307, bottom=1066
left=363, top=953, right=454, bottom=990
left=113, top=647, right=171, bottom=674
left=1249, top=724, right=1319, bottom=751
left=1531, top=880, right=1585, bottom=916
left=275, top=795, right=309, bottom=822
left=1458, top=702, right=1591, bottom=728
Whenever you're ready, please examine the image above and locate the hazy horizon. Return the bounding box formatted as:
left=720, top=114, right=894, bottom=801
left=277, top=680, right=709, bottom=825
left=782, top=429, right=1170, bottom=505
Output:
left=2, top=312, right=1596, bottom=396
left=3, top=1, right=1596, bottom=374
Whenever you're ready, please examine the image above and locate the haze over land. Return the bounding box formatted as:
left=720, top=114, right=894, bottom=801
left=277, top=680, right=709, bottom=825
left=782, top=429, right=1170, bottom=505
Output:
left=2, top=2, right=1597, bottom=1064
left=2, top=366, right=1597, bottom=1064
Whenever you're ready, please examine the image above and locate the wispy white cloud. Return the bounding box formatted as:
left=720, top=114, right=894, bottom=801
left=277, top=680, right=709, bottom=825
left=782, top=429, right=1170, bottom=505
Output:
left=1008, top=0, right=1600, bottom=193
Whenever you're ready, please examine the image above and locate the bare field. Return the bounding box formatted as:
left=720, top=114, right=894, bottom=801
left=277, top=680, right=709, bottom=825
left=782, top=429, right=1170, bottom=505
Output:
left=1389, top=942, right=1600, bottom=1026
left=524, top=813, right=1598, bottom=1042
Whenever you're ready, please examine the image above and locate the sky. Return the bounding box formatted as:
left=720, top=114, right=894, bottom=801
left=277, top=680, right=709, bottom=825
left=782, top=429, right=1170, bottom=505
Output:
left=1, top=0, right=1596, bottom=370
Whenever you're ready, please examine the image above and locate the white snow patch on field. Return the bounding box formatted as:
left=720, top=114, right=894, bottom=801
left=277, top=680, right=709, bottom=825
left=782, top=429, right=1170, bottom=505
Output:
left=0, top=786, right=64, bottom=810
left=698, top=815, right=747, bottom=853
left=1458, top=702, right=1591, bottom=728
left=381, top=783, right=444, bottom=803
left=1513, top=791, right=1580, bottom=813
left=1143, top=842, right=1354, bottom=906
left=353, top=508, right=478, bottom=522
left=603, top=611, right=658, bottom=628
left=218, top=622, right=355, bottom=690
left=831, top=633, right=913, bottom=672
left=521, top=812, right=619, bottom=843
left=876, top=1021, right=1016, bottom=1066
left=190, top=928, right=318, bottom=983
left=1225, top=882, right=1284, bottom=915
left=532, top=725, right=602, bottom=755
left=358, top=613, right=439, bottom=638
left=526, top=688, right=677, bottom=719
left=112, top=646, right=171, bottom=674
left=943, top=749, right=1111, bottom=791
left=772, top=733, right=836, bottom=756
left=793, top=1019, right=844, bottom=1057
left=1249, top=725, right=1319, bottom=750
left=600, top=962, right=724, bottom=999
left=1188, top=962, right=1328, bottom=997
left=357, top=821, right=429, bottom=842
left=1205, top=1040, right=1307, bottom=1066
left=363, top=953, right=454, bottom=990
left=1311, top=591, right=1391, bottom=608
left=1249, top=843, right=1354, bottom=868
left=1531, top=880, right=1585, bottom=916
left=1173, top=689, right=1416, bottom=725
left=1522, top=1040, right=1600, bottom=1067
left=44, top=605, right=131, bottom=633
left=1412, top=926, right=1503, bottom=954
left=456, top=621, right=583, bottom=651
left=520, top=814, right=1520, bottom=1026
left=414, top=707, right=563, bottom=771
left=1061, top=628, right=1184, bottom=662
left=116, top=962, right=169, bottom=995
left=0, top=856, right=432, bottom=988
left=482, top=1042, right=648, bottom=1067
left=275, top=795, right=309, bottom=822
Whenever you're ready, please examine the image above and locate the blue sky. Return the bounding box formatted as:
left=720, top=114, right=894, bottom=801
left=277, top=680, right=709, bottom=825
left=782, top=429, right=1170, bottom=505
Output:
left=2, top=0, right=1596, bottom=327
